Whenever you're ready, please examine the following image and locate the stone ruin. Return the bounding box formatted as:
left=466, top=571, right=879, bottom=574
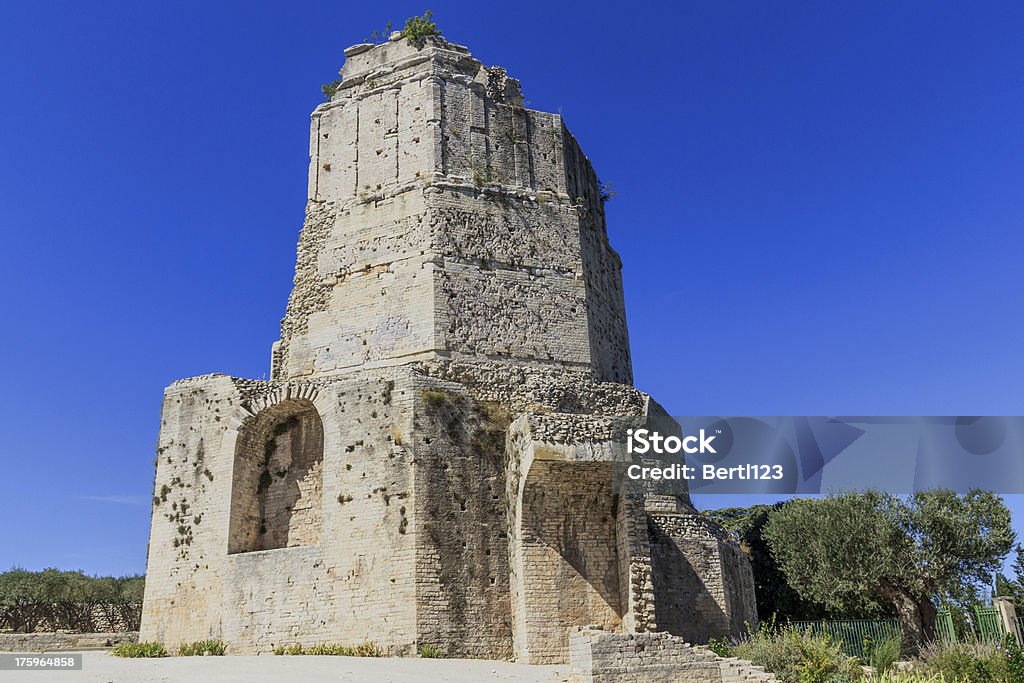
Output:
left=140, top=32, right=757, bottom=664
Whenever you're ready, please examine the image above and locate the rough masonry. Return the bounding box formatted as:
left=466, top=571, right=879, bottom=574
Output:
left=140, top=32, right=757, bottom=663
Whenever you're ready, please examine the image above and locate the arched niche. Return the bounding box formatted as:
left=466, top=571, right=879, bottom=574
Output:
left=228, top=398, right=324, bottom=554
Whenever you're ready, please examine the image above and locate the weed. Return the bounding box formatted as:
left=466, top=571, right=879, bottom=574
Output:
left=177, top=639, right=226, bottom=656
left=112, top=641, right=168, bottom=658
left=401, top=11, right=440, bottom=45
left=418, top=645, right=444, bottom=658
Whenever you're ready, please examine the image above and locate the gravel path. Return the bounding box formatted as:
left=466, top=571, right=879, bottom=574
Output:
left=0, top=651, right=568, bottom=683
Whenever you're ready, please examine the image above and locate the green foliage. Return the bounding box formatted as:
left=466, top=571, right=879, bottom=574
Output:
left=273, top=642, right=385, bottom=656
left=707, top=635, right=733, bottom=657
left=321, top=80, right=341, bottom=101
left=365, top=21, right=393, bottom=44
left=872, top=674, right=960, bottom=682
left=1013, top=545, right=1024, bottom=584
left=917, top=638, right=1010, bottom=681
left=177, top=639, right=226, bottom=656
left=901, top=490, right=1015, bottom=603
left=598, top=179, right=616, bottom=203
left=401, top=10, right=440, bottom=44
left=866, top=634, right=903, bottom=675
left=730, top=620, right=864, bottom=683
left=1001, top=634, right=1024, bottom=683
left=763, top=490, right=1015, bottom=648
left=0, top=568, right=144, bottom=633
left=995, top=546, right=1024, bottom=606
left=470, top=159, right=493, bottom=187
left=707, top=504, right=838, bottom=622
left=111, top=641, right=168, bottom=658
left=420, top=389, right=455, bottom=408
left=418, top=645, right=444, bottom=658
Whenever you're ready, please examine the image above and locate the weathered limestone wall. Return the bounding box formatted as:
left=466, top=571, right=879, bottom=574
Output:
left=516, top=461, right=623, bottom=663
left=229, top=399, right=323, bottom=552
left=141, top=362, right=660, bottom=656
left=569, top=628, right=781, bottom=683
left=506, top=411, right=630, bottom=663
left=271, top=34, right=632, bottom=384
left=649, top=512, right=757, bottom=644
left=410, top=379, right=513, bottom=659
left=0, top=632, right=138, bottom=653
left=141, top=370, right=419, bottom=653
left=143, top=367, right=756, bottom=659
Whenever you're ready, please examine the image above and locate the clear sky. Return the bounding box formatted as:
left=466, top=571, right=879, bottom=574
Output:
left=1, top=1, right=1023, bottom=577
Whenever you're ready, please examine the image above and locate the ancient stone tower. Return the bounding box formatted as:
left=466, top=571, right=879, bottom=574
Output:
left=140, top=33, right=756, bottom=663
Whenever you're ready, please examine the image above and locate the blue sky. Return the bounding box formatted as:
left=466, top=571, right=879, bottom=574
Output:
left=1, top=1, right=1023, bottom=577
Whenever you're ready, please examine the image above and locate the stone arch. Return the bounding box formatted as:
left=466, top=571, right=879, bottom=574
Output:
left=512, top=458, right=623, bottom=663
left=228, top=397, right=324, bottom=554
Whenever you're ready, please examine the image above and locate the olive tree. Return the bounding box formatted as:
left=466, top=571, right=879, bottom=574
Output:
left=763, top=489, right=1014, bottom=652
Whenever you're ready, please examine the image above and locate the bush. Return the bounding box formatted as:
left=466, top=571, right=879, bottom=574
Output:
left=272, top=642, right=385, bottom=657
left=866, top=634, right=903, bottom=675
left=918, top=638, right=1007, bottom=681
left=418, top=645, right=444, bottom=658
left=1003, top=633, right=1024, bottom=683
left=177, top=639, right=226, bottom=656
left=111, top=641, right=168, bottom=658
left=0, top=568, right=144, bottom=633
left=731, top=621, right=864, bottom=683
left=707, top=635, right=733, bottom=657
left=401, top=11, right=440, bottom=44
left=321, top=80, right=341, bottom=101
left=873, top=674, right=958, bottom=682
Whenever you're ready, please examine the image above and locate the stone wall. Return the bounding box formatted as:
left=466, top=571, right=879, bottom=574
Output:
left=649, top=512, right=757, bottom=644
left=271, top=34, right=632, bottom=384
left=141, top=370, right=419, bottom=653
left=411, top=379, right=514, bottom=659
left=0, top=632, right=137, bottom=652
left=229, top=398, right=324, bottom=553
left=569, top=628, right=780, bottom=683
left=143, top=363, right=650, bottom=655
left=143, top=366, right=756, bottom=659
left=514, top=461, right=623, bottom=663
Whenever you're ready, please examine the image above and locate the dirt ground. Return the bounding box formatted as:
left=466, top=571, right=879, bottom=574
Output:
left=0, top=650, right=568, bottom=683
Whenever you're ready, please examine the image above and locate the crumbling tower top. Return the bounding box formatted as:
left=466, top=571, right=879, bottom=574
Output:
left=271, top=34, right=633, bottom=384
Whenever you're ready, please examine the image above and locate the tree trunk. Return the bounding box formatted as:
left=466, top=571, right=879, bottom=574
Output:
left=887, top=588, right=937, bottom=655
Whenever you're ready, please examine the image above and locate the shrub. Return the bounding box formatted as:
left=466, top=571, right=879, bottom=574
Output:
left=177, top=639, right=226, bottom=656
left=111, top=641, right=168, bottom=658
left=272, top=642, right=385, bottom=657
left=364, top=22, right=393, bottom=44
left=321, top=80, right=341, bottom=101
left=707, top=635, right=733, bottom=657
left=418, top=645, right=444, bottom=658
left=873, top=674, right=958, bottom=682
left=1003, top=633, right=1024, bottom=683
left=918, top=638, right=1007, bottom=681
left=401, top=11, right=440, bottom=44
left=731, top=621, right=864, bottom=683
left=866, top=634, right=903, bottom=675
left=0, top=567, right=144, bottom=633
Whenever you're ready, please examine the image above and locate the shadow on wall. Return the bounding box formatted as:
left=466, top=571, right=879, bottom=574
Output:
left=229, top=399, right=324, bottom=554
left=650, top=521, right=728, bottom=642
left=519, top=461, right=624, bottom=661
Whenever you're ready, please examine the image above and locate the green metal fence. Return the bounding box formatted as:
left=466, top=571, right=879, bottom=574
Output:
left=935, top=607, right=956, bottom=643
left=974, top=605, right=1004, bottom=642
left=790, top=619, right=901, bottom=659
left=790, top=605, right=1015, bottom=656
